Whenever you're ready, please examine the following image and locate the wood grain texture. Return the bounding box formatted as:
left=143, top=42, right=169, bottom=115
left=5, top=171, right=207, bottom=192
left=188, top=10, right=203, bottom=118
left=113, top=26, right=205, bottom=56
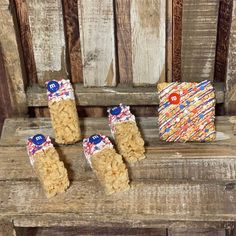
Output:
left=14, top=0, right=38, bottom=85
left=0, top=0, right=27, bottom=115
left=131, top=0, right=165, bottom=85
left=214, top=0, right=233, bottom=83
left=167, top=0, right=173, bottom=82
left=26, top=82, right=225, bottom=107
left=62, top=0, right=83, bottom=83
left=78, top=0, right=116, bottom=86
left=168, top=228, right=225, bottom=236
left=226, top=0, right=236, bottom=114
left=25, top=0, right=67, bottom=86
left=172, top=0, right=183, bottom=82
left=181, top=0, right=219, bottom=82
left=115, top=0, right=133, bottom=84
left=19, top=227, right=167, bottom=236
left=0, top=220, right=16, bottom=236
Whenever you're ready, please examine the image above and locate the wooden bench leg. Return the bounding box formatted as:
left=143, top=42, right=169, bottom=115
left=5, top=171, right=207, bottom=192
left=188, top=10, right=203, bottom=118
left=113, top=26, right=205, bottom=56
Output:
left=0, top=220, right=16, bottom=236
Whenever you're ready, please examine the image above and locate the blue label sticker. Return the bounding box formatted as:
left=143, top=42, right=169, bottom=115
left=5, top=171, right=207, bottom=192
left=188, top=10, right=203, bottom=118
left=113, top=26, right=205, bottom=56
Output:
left=32, top=134, right=46, bottom=145
left=89, top=134, right=102, bottom=144
left=47, top=80, right=60, bottom=93
left=110, top=106, right=121, bottom=115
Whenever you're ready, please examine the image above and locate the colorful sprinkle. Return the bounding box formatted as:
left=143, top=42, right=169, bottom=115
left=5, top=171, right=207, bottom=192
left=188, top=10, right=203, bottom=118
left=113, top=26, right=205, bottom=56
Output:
left=180, top=104, right=185, bottom=110
left=199, top=114, right=204, bottom=119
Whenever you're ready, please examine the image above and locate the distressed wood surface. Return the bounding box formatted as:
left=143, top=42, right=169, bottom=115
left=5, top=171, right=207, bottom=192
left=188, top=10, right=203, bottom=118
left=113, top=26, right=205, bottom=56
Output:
left=0, top=220, right=16, bottom=236
left=78, top=0, right=116, bottom=87
left=62, top=0, right=83, bottom=83
left=226, top=0, right=236, bottom=114
left=172, top=0, right=183, bottom=81
left=1, top=117, right=236, bottom=147
left=14, top=0, right=38, bottom=85
left=167, top=0, right=173, bottom=82
left=214, top=0, right=233, bottom=83
left=131, top=0, right=165, bottom=85
left=181, top=0, right=219, bottom=82
left=1, top=180, right=236, bottom=227
left=26, top=82, right=225, bottom=107
left=168, top=228, right=225, bottom=236
left=25, top=0, right=67, bottom=86
left=0, top=0, right=27, bottom=115
left=115, top=0, right=133, bottom=84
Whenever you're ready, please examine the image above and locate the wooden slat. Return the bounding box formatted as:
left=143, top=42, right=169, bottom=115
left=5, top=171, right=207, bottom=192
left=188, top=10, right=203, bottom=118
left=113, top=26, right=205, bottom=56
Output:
left=1, top=180, right=236, bottom=226
left=19, top=227, right=167, bottom=236
left=167, top=0, right=173, bottom=82
left=78, top=0, right=116, bottom=87
left=25, top=0, right=67, bottom=86
left=168, top=228, right=225, bottom=236
left=14, top=0, right=38, bottom=85
left=181, top=0, right=219, bottom=82
left=214, top=0, right=233, bottom=83
left=115, top=0, right=133, bottom=84
left=226, top=0, right=236, bottom=114
left=62, top=0, right=83, bottom=83
left=130, top=0, right=165, bottom=85
left=1, top=116, right=235, bottom=147
left=172, top=0, right=183, bottom=82
left=26, top=82, right=225, bottom=107
left=0, top=0, right=27, bottom=115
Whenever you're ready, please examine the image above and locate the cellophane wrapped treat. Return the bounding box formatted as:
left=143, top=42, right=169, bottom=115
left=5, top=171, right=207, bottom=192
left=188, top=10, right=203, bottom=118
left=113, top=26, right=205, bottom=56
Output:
left=46, top=79, right=81, bottom=144
left=157, top=80, right=216, bottom=142
left=27, top=134, right=70, bottom=198
left=83, top=134, right=130, bottom=195
left=108, top=104, right=145, bottom=163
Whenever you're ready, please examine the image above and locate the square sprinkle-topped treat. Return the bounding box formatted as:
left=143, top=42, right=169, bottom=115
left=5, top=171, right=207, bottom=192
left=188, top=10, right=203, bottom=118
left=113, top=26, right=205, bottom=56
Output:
left=157, top=80, right=216, bottom=142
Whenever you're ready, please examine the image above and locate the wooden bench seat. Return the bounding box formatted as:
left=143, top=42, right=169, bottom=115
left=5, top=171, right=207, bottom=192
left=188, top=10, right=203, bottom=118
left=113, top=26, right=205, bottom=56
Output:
left=0, top=117, right=236, bottom=234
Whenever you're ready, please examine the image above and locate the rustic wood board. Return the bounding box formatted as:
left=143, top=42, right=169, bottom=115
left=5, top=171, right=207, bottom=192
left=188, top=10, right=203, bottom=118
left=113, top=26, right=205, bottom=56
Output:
left=181, top=0, right=219, bottom=82
left=115, top=0, right=133, bottom=84
left=130, top=0, right=165, bottom=85
left=26, top=82, right=225, bottom=107
left=0, top=0, right=27, bottom=115
left=1, top=117, right=235, bottom=147
left=78, top=0, right=116, bottom=86
left=1, top=180, right=236, bottom=227
left=226, top=0, right=236, bottom=114
left=168, top=228, right=225, bottom=236
left=62, top=0, right=83, bottom=83
left=25, top=0, right=67, bottom=86
left=167, top=0, right=173, bottom=82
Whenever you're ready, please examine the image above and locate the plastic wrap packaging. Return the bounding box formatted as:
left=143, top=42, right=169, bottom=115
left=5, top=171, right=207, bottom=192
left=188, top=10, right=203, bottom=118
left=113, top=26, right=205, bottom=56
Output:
left=157, top=80, right=216, bottom=142
left=27, top=134, right=70, bottom=198
left=46, top=79, right=81, bottom=144
left=83, top=134, right=130, bottom=195
left=108, top=104, right=145, bottom=163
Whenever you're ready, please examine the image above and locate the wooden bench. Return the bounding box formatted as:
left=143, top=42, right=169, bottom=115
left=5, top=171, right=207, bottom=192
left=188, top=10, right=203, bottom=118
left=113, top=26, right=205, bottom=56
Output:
left=0, top=116, right=236, bottom=235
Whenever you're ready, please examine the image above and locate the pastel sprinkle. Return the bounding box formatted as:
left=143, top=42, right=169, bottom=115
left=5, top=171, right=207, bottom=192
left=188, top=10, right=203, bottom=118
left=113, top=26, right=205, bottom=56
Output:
left=199, top=114, right=204, bottom=119
left=200, top=86, right=205, bottom=90
left=165, top=128, right=170, bottom=132
left=186, top=101, right=191, bottom=105
left=164, top=102, right=169, bottom=108
left=180, top=104, right=185, bottom=109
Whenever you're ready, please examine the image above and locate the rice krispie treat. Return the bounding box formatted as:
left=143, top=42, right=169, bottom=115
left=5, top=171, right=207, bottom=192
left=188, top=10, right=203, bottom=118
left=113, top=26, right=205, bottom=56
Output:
left=27, top=134, right=70, bottom=198
left=108, top=104, right=145, bottom=163
left=83, top=134, right=130, bottom=195
left=46, top=79, right=81, bottom=144
left=157, top=80, right=216, bottom=142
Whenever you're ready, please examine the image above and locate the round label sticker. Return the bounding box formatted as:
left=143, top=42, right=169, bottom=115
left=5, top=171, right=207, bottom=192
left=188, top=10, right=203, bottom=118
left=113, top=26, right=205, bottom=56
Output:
left=168, top=93, right=180, bottom=105
left=47, top=80, right=60, bottom=93
left=32, top=134, right=46, bottom=145
left=89, top=134, right=102, bottom=144
left=110, top=106, right=121, bottom=115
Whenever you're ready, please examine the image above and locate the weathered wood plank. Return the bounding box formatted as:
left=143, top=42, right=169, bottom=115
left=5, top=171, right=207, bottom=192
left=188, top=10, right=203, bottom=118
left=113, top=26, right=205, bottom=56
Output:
left=78, top=0, right=116, bottom=86
left=0, top=0, right=27, bottom=115
left=18, top=226, right=167, bottom=236
left=167, top=0, right=173, bottom=82
left=115, top=0, right=133, bottom=84
left=1, top=145, right=236, bottom=182
left=14, top=0, right=38, bottom=85
left=26, top=82, right=225, bottom=107
left=1, top=180, right=236, bottom=226
left=214, top=0, right=233, bottom=83
left=25, top=0, right=67, bottom=86
left=1, top=116, right=235, bottom=147
left=0, top=219, right=16, bottom=236
left=130, top=0, right=165, bottom=85
left=172, top=0, right=183, bottom=81
left=168, top=228, right=225, bottom=236
left=226, top=0, right=236, bottom=114
left=181, top=0, right=219, bottom=82
left=62, top=0, right=83, bottom=83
